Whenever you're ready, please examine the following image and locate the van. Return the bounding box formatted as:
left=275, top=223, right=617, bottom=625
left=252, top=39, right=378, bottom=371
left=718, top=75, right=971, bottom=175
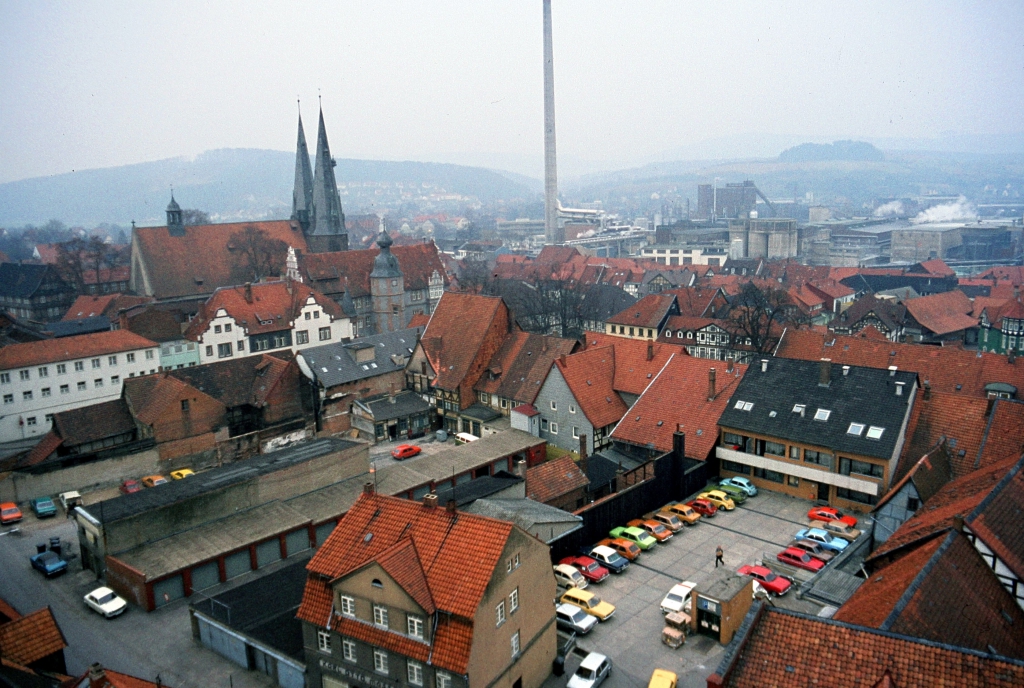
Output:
left=553, top=564, right=588, bottom=591
left=58, top=491, right=83, bottom=513
left=454, top=432, right=479, bottom=445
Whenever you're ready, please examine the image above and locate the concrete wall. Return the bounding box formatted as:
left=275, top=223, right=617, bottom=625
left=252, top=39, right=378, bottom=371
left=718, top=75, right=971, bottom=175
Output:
left=0, top=447, right=162, bottom=503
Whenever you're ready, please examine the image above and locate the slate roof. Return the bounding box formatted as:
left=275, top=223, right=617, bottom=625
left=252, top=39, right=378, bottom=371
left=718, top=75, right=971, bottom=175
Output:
left=165, top=353, right=295, bottom=408
left=0, top=330, right=157, bottom=370
left=904, top=289, right=978, bottom=335
left=299, top=242, right=447, bottom=297
left=474, top=331, right=578, bottom=405
left=298, top=327, right=422, bottom=388
left=718, top=357, right=916, bottom=460
left=0, top=263, right=61, bottom=299
left=835, top=531, right=1024, bottom=658
left=526, top=456, right=589, bottom=504
left=554, top=346, right=628, bottom=429
left=710, top=605, right=1024, bottom=688
left=132, top=220, right=308, bottom=299
left=464, top=498, right=582, bottom=540
left=184, top=280, right=343, bottom=339
left=298, top=493, right=515, bottom=674
left=581, top=332, right=684, bottom=396
left=0, top=607, right=67, bottom=667
left=419, top=293, right=510, bottom=392
left=605, top=293, right=677, bottom=328
left=354, top=391, right=431, bottom=422
left=611, top=354, right=747, bottom=459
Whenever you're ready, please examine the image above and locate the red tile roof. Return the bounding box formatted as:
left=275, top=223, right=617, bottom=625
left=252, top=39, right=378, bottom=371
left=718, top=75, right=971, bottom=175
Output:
left=903, top=290, right=977, bottom=335
left=0, top=329, right=156, bottom=370
left=526, top=456, right=589, bottom=504
left=662, top=287, right=726, bottom=317
left=554, top=346, right=627, bottom=429
left=711, top=606, right=1024, bottom=688
left=63, top=294, right=153, bottom=322
left=835, top=531, right=1024, bottom=657
left=407, top=312, right=431, bottom=329
left=582, top=332, right=685, bottom=396
left=611, top=354, right=747, bottom=460
left=897, top=390, right=991, bottom=480
left=968, top=461, right=1024, bottom=592
left=300, top=242, right=447, bottom=298
left=876, top=442, right=952, bottom=511
left=976, top=265, right=1024, bottom=284
left=0, top=607, right=67, bottom=666
left=915, top=258, right=956, bottom=277
left=474, top=331, right=578, bottom=405
left=185, top=279, right=342, bottom=339
left=420, top=293, right=511, bottom=396
left=123, top=374, right=212, bottom=426
left=605, top=293, right=676, bottom=328
left=0, top=598, right=21, bottom=623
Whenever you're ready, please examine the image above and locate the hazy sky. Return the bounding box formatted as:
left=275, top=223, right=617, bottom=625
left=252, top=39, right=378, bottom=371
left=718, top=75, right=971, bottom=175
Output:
left=1, top=1, right=1022, bottom=184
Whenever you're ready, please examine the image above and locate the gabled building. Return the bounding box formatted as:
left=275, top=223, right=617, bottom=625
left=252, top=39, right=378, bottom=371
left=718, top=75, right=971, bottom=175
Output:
left=980, top=297, right=1024, bottom=354
left=658, top=316, right=757, bottom=363
left=716, top=358, right=917, bottom=511
left=902, top=289, right=978, bottom=344
left=297, top=490, right=556, bottom=688
left=0, top=262, right=77, bottom=323
left=472, top=331, right=578, bottom=416
left=0, top=604, right=68, bottom=678
left=830, top=294, right=907, bottom=341
left=603, top=293, right=679, bottom=340
left=872, top=443, right=952, bottom=546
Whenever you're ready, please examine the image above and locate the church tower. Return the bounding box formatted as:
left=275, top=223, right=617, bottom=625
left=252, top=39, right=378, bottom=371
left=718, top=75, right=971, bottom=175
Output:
left=291, top=111, right=314, bottom=233
left=369, top=219, right=405, bottom=334
left=308, top=107, right=348, bottom=253
left=166, top=193, right=184, bottom=236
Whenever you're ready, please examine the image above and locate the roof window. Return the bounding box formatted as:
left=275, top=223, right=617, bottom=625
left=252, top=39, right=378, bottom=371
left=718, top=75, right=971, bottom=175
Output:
left=792, top=404, right=805, bottom=413
left=814, top=409, right=831, bottom=421
left=866, top=426, right=885, bottom=440
left=734, top=400, right=753, bottom=412
left=847, top=423, right=865, bottom=436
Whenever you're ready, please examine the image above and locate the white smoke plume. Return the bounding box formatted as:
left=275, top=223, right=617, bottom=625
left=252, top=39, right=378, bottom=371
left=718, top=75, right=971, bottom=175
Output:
left=911, top=196, right=977, bottom=224
left=873, top=200, right=905, bottom=218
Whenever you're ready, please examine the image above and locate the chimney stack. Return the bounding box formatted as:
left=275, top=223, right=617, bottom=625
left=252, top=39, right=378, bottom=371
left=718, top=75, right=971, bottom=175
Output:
left=888, top=365, right=898, bottom=376
left=726, top=357, right=734, bottom=373
left=647, top=341, right=654, bottom=361
left=446, top=499, right=457, bottom=513
left=842, top=365, right=850, bottom=377
left=760, top=359, right=768, bottom=373
left=707, top=367, right=717, bottom=401
left=363, top=482, right=374, bottom=495
left=673, top=426, right=686, bottom=460
left=514, top=459, right=526, bottom=478
left=985, top=397, right=995, bottom=417
left=244, top=282, right=253, bottom=303
left=88, top=663, right=108, bottom=688
left=923, top=381, right=931, bottom=400
left=423, top=493, right=438, bottom=508
left=1010, top=349, right=1017, bottom=365
left=579, top=434, right=588, bottom=477
left=818, top=358, right=831, bottom=387
left=895, top=381, right=905, bottom=396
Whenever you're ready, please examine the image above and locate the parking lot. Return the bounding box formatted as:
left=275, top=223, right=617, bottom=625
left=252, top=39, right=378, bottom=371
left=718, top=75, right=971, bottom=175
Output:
left=544, top=489, right=842, bottom=688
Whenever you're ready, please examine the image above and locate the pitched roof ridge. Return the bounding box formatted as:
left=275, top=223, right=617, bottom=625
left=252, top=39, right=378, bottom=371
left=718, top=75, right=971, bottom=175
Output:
left=973, top=398, right=1001, bottom=470
left=878, top=530, right=956, bottom=631
left=966, top=454, right=1024, bottom=524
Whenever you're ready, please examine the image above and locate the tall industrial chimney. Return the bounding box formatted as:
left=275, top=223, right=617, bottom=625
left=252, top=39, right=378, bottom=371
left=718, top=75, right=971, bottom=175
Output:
left=542, top=0, right=562, bottom=245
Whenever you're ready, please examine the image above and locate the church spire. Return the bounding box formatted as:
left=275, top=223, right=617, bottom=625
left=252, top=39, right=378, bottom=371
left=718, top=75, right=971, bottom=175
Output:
left=309, top=104, right=347, bottom=250
left=291, top=103, right=314, bottom=231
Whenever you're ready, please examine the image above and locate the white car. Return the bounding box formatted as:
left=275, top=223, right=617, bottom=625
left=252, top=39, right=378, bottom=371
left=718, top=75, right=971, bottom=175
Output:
left=567, top=652, right=611, bottom=688
left=84, top=587, right=127, bottom=618
left=659, top=581, right=696, bottom=615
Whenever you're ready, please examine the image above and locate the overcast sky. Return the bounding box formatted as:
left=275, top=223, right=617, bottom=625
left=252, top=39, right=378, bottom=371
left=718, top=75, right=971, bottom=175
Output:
left=1, top=1, right=1022, bottom=184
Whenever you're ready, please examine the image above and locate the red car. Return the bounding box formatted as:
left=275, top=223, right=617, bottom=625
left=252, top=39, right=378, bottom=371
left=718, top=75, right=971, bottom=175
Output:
left=686, top=499, right=718, bottom=518
left=1, top=502, right=23, bottom=525
left=119, top=479, right=143, bottom=495
left=777, top=547, right=826, bottom=573
left=559, top=556, right=610, bottom=584
left=737, top=565, right=792, bottom=596
left=391, top=444, right=422, bottom=460
left=808, top=506, right=858, bottom=528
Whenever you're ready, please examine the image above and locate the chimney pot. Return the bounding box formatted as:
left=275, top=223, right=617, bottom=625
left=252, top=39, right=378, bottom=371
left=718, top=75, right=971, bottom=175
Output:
left=726, top=357, right=734, bottom=373
left=819, top=358, right=832, bottom=387
left=244, top=282, right=253, bottom=303
left=842, top=365, right=850, bottom=376
left=646, top=341, right=654, bottom=361
left=423, top=493, right=438, bottom=508
left=888, top=365, right=898, bottom=376
left=923, top=381, right=931, bottom=400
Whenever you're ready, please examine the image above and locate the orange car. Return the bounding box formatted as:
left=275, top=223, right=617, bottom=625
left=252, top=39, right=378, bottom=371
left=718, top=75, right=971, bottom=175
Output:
left=595, top=537, right=641, bottom=561
left=626, top=518, right=674, bottom=543
left=1, top=502, right=23, bottom=525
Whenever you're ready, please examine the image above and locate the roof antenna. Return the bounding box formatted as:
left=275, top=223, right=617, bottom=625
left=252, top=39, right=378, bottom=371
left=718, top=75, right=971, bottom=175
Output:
left=297, top=96, right=301, bottom=117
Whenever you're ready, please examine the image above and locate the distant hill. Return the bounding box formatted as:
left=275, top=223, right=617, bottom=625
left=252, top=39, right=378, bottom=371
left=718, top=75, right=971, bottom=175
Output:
left=778, top=140, right=884, bottom=163
left=0, top=149, right=536, bottom=227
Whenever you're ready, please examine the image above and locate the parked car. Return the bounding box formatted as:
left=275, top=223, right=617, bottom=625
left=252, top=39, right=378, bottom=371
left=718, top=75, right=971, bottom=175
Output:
left=567, top=652, right=611, bottom=688
left=1, top=502, right=23, bottom=525
left=776, top=547, right=826, bottom=572
left=608, top=526, right=657, bottom=550
left=808, top=506, right=858, bottom=528
left=560, top=588, right=616, bottom=621
left=713, top=482, right=748, bottom=503
left=737, top=565, right=792, bottom=596
left=795, top=528, right=850, bottom=553
left=626, top=518, right=674, bottom=542
left=697, top=490, right=736, bottom=511
left=119, top=479, right=143, bottom=495
left=556, top=603, right=598, bottom=636
left=648, top=669, right=678, bottom=688
left=659, top=581, right=696, bottom=615
left=788, top=539, right=835, bottom=563
left=685, top=499, right=717, bottom=518
left=595, top=538, right=641, bottom=561
left=58, top=491, right=82, bottom=512
left=810, top=519, right=862, bottom=541
left=30, top=550, right=68, bottom=577
left=666, top=502, right=702, bottom=525
left=391, top=444, right=421, bottom=460
left=170, top=468, right=195, bottom=480
left=141, top=475, right=169, bottom=488
left=559, top=556, right=610, bottom=584
left=30, top=497, right=57, bottom=518
left=719, top=476, right=758, bottom=496
left=646, top=510, right=685, bottom=532
left=553, top=564, right=588, bottom=591
left=585, top=545, right=630, bottom=573
left=84, top=586, right=127, bottom=618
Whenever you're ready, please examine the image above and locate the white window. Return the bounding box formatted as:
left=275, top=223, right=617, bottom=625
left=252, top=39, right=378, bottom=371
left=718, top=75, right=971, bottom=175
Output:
left=77, top=381, right=87, bottom=391
left=342, top=638, right=356, bottom=662
left=145, top=350, right=154, bottom=360
left=514, top=552, right=519, bottom=568
left=111, top=376, right=119, bottom=385
left=550, top=400, right=556, bottom=410
left=572, top=426, right=579, bottom=439
left=373, top=605, right=389, bottom=629
left=0, top=373, right=9, bottom=384
left=496, top=600, right=505, bottom=626
left=56, top=364, right=66, bottom=374
left=373, top=648, right=388, bottom=674
left=224, top=323, right=232, bottom=332
left=792, top=404, right=805, bottom=413
left=41, top=387, right=51, bottom=397
left=237, top=340, right=245, bottom=351
left=214, top=325, right=222, bottom=334
left=407, top=661, right=424, bottom=686
left=126, top=353, right=135, bottom=363
left=317, top=630, right=331, bottom=653
left=511, top=630, right=520, bottom=657
left=814, top=409, right=831, bottom=421
left=19, top=370, right=30, bottom=381
left=93, top=378, right=103, bottom=388
left=734, top=400, right=753, bottom=411
left=92, top=358, right=101, bottom=369
left=74, top=361, right=85, bottom=371
left=319, top=327, right=331, bottom=341
left=340, top=595, right=355, bottom=616
left=108, top=356, right=117, bottom=366
left=569, top=404, right=576, bottom=414
left=847, top=423, right=865, bottom=436
left=38, top=366, right=48, bottom=377
left=550, top=422, right=558, bottom=434
left=866, top=426, right=885, bottom=440
left=408, top=615, right=424, bottom=638
left=509, top=588, right=519, bottom=613
left=296, top=330, right=309, bottom=345
left=206, top=346, right=214, bottom=357
left=436, top=673, right=452, bottom=688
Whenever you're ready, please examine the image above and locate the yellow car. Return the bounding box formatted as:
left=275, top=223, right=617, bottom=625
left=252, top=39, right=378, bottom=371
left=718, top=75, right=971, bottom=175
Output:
left=698, top=490, right=736, bottom=511
left=559, top=588, right=616, bottom=621
left=170, top=469, right=195, bottom=480
left=141, top=475, right=169, bottom=488
left=649, top=669, right=678, bottom=688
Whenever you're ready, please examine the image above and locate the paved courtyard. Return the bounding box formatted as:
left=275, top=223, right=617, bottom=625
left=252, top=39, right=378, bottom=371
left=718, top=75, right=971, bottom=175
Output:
left=544, top=489, right=838, bottom=688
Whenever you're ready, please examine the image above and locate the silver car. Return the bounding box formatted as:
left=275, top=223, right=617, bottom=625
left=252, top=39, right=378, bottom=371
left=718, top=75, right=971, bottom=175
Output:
left=556, top=603, right=597, bottom=635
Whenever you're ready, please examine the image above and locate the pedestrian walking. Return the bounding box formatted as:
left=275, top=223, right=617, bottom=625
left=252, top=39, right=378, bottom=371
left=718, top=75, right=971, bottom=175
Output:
left=715, top=545, right=724, bottom=568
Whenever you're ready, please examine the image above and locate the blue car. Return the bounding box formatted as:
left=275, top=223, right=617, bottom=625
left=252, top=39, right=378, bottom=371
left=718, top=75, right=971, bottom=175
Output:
left=719, top=476, right=758, bottom=496
left=794, top=528, right=849, bottom=553
left=30, top=550, right=68, bottom=577
left=31, top=497, right=57, bottom=518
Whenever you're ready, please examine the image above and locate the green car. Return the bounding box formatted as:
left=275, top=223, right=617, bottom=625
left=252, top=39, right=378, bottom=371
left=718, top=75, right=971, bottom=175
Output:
left=609, top=526, right=657, bottom=550
left=31, top=497, right=57, bottom=518
left=714, top=482, right=748, bottom=504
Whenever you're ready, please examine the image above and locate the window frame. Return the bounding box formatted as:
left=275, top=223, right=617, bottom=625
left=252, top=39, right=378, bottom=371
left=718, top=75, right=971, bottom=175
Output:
left=317, top=629, right=331, bottom=654
left=407, top=615, right=424, bottom=638
left=373, top=648, right=388, bottom=674
left=496, top=600, right=506, bottom=626
left=340, top=595, right=355, bottom=617
left=342, top=638, right=357, bottom=662
left=373, top=604, right=389, bottom=629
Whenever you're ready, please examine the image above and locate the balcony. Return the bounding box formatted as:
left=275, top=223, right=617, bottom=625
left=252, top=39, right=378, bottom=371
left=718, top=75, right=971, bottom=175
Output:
left=715, top=446, right=880, bottom=496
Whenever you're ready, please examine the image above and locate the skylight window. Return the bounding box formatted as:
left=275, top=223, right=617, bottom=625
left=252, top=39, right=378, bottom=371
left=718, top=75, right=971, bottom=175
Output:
left=847, top=423, right=865, bottom=436
left=792, top=404, right=806, bottom=414
left=866, top=426, right=885, bottom=440
left=814, top=409, right=831, bottom=421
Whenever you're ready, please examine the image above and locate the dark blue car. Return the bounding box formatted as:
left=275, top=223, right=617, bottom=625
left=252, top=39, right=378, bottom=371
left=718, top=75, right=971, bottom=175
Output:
left=30, top=551, right=68, bottom=577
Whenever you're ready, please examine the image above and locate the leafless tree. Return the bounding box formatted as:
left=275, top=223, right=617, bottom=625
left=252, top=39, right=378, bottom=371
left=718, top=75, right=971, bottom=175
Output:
left=54, top=237, right=88, bottom=291
left=228, top=225, right=288, bottom=282
left=724, top=281, right=805, bottom=355
left=183, top=209, right=210, bottom=226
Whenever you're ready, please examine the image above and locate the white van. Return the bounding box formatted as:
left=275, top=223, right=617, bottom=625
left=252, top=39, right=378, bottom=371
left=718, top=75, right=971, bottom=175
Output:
left=553, top=564, right=588, bottom=591
left=454, top=432, right=479, bottom=444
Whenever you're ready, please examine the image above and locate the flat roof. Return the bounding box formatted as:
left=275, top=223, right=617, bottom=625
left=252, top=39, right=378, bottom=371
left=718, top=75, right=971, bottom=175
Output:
left=412, top=429, right=542, bottom=477
left=85, top=438, right=359, bottom=524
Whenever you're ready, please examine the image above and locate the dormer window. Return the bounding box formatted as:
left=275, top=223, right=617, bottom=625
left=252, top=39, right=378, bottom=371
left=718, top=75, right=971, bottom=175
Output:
left=734, top=400, right=753, bottom=411
left=792, top=404, right=805, bottom=414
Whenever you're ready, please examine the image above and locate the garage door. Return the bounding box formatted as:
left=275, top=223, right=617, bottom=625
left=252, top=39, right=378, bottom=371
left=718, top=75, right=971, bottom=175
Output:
left=256, top=539, right=282, bottom=568
left=224, top=550, right=252, bottom=580
left=153, top=574, right=185, bottom=608
left=285, top=529, right=310, bottom=557
left=191, top=561, right=220, bottom=591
